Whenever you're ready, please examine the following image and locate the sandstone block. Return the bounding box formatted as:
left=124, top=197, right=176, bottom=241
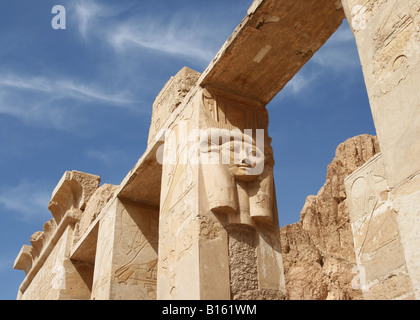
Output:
left=48, top=171, right=101, bottom=223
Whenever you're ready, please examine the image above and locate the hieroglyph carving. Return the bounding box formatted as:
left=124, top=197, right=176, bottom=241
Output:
left=370, top=0, right=420, bottom=96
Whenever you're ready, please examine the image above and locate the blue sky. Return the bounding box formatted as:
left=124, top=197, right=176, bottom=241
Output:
left=0, top=0, right=376, bottom=300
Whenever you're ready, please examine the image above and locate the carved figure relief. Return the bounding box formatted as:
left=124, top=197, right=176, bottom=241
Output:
left=199, top=88, right=275, bottom=225
left=348, top=155, right=395, bottom=256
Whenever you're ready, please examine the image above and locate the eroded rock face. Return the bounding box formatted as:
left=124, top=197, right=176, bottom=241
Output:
left=280, top=134, right=380, bottom=300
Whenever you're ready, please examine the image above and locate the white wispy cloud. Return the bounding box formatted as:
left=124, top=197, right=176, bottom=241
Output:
left=74, top=1, right=101, bottom=39
left=311, top=22, right=361, bottom=71
left=273, top=21, right=360, bottom=100
left=107, top=18, right=216, bottom=63
left=0, top=76, right=52, bottom=93
left=86, top=148, right=129, bottom=166
left=283, top=73, right=314, bottom=96
left=73, top=0, right=121, bottom=40
left=0, top=74, right=135, bottom=105
left=71, top=0, right=220, bottom=64
left=0, top=180, right=52, bottom=222
left=0, top=72, right=140, bottom=130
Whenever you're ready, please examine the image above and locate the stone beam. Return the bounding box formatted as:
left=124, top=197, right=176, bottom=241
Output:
left=117, top=138, right=163, bottom=207
left=199, top=0, right=345, bottom=105
left=70, top=221, right=99, bottom=265
left=14, top=245, right=33, bottom=276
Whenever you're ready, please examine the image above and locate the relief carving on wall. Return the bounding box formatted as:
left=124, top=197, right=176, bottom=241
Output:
left=346, top=154, right=398, bottom=256
left=371, top=0, right=420, bottom=97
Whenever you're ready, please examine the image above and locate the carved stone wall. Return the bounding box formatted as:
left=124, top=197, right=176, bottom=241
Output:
left=14, top=171, right=103, bottom=300
left=342, top=0, right=420, bottom=299
left=345, top=154, right=414, bottom=299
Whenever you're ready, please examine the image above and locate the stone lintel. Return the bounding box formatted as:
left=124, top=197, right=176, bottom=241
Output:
left=117, top=138, right=163, bottom=207
left=14, top=245, right=33, bottom=275
left=198, top=0, right=344, bottom=105
left=70, top=220, right=99, bottom=265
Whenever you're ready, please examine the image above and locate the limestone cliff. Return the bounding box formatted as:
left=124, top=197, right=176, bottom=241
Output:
left=280, top=134, right=381, bottom=300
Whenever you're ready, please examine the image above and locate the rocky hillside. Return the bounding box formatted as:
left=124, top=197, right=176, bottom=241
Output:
left=280, top=134, right=381, bottom=300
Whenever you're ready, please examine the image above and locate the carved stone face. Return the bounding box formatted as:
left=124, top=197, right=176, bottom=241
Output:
left=199, top=128, right=274, bottom=224
left=200, top=129, right=265, bottom=181
left=224, top=140, right=264, bottom=182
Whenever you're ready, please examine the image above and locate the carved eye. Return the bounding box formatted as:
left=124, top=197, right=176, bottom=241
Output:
left=200, top=140, right=219, bottom=153
left=245, top=145, right=264, bottom=164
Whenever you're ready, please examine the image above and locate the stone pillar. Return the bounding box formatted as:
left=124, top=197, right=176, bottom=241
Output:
left=156, top=91, right=204, bottom=299
left=156, top=84, right=286, bottom=299
left=342, top=0, right=420, bottom=298
left=91, top=198, right=159, bottom=300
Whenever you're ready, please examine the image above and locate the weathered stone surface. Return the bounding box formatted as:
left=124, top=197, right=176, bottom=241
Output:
left=301, top=135, right=380, bottom=259
left=73, top=183, right=118, bottom=246
left=48, top=171, right=101, bottom=223
left=342, top=0, right=420, bottom=188
left=91, top=199, right=159, bottom=300
left=148, top=67, right=201, bottom=144
left=17, top=212, right=89, bottom=300
left=14, top=245, right=33, bottom=275
left=27, top=219, right=57, bottom=263
left=228, top=225, right=259, bottom=300
left=280, top=134, right=380, bottom=300
left=345, top=153, right=414, bottom=299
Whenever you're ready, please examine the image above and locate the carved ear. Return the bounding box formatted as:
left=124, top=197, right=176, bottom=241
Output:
left=201, top=163, right=238, bottom=215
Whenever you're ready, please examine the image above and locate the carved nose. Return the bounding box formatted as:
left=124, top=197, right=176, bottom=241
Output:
left=241, top=158, right=252, bottom=166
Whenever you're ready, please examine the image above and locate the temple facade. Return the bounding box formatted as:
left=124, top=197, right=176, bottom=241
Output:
left=14, top=0, right=420, bottom=300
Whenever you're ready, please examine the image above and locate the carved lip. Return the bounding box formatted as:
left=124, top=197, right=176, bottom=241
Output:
left=237, top=164, right=254, bottom=168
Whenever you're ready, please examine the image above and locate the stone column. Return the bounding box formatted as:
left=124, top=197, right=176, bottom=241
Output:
left=156, top=85, right=286, bottom=299
left=156, top=92, right=204, bottom=299
left=342, top=0, right=420, bottom=298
